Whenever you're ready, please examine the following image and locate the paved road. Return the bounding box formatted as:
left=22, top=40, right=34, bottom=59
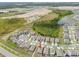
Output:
left=0, top=48, right=17, bottom=57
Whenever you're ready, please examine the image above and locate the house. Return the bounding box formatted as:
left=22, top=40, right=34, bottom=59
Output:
left=64, top=39, right=70, bottom=43
left=19, top=42, right=30, bottom=48
left=0, top=10, right=9, bottom=13
left=50, top=38, right=54, bottom=43
left=75, top=30, right=79, bottom=41
left=40, top=36, right=46, bottom=42
left=37, top=47, right=44, bottom=54
left=37, top=36, right=45, bottom=42
left=54, top=38, right=59, bottom=43
left=63, top=25, right=68, bottom=32
left=46, top=37, right=50, bottom=42
left=30, top=32, right=36, bottom=36
left=50, top=48, right=55, bottom=57
left=18, top=34, right=28, bottom=41
left=16, top=40, right=23, bottom=45
left=37, top=36, right=42, bottom=42
left=29, top=45, right=36, bottom=52
left=43, top=47, right=50, bottom=56
left=64, top=33, right=69, bottom=39
left=56, top=49, right=64, bottom=57
left=31, top=36, right=37, bottom=41
left=66, top=50, right=77, bottom=57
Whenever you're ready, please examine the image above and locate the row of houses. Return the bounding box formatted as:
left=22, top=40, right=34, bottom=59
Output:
left=63, top=25, right=70, bottom=43
left=10, top=29, right=79, bottom=57
left=63, top=15, right=79, bottom=43
left=19, top=41, right=79, bottom=57
left=11, top=30, right=60, bottom=47
left=64, top=25, right=79, bottom=43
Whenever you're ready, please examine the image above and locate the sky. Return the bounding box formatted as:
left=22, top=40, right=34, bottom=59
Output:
left=0, top=0, right=79, bottom=2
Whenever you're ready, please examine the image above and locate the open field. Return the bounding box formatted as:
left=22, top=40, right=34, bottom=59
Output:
left=0, top=8, right=34, bottom=17
left=33, top=18, right=60, bottom=37
left=0, top=18, right=26, bottom=36
left=1, top=8, right=52, bottom=19
left=32, top=10, right=73, bottom=38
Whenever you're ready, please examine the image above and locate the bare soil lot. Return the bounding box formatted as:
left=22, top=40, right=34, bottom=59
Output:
left=2, top=8, right=52, bottom=19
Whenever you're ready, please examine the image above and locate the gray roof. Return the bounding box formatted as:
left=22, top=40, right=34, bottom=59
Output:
left=37, top=47, right=43, bottom=54
left=56, top=49, right=64, bottom=57
left=31, top=36, right=37, bottom=41
left=16, top=40, right=23, bottom=45
left=63, top=26, right=68, bottom=32
left=50, top=38, right=54, bottom=43
left=40, top=36, right=46, bottom=42
left=37, top=36, right=45, bottom=42
left=64, top=39, right=70, bottom=43
left=46, top=37, right=50, bottom=42
left=30, top=32, right=36, bottom=36
left=75, top=30, right=79, bottom=39
left=18, top=34, right=29, bottom=41
left=29, top=45, right=36, bottom=52
left=19, top=42, right=30, bottom=48
left=43, top=47, right=49, bottom=55
left=67, top=50, right=77, bottom=56
left=37, top=36, right=41, bottom=42
left=50, top=48, right=55, bottom=56
left=54, top=38, right=59, bottom=43
left=64, top=33, right=69, bottom=39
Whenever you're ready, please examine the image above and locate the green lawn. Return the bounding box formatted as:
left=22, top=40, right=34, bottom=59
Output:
left=5, top=38, right=17, bottom=48
left=0, top=18, right=26, bottom=36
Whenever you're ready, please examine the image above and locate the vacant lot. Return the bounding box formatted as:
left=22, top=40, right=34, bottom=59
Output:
left=0, top=18, right=26, bottom=36
left=1, top=8, right=52, bottom=19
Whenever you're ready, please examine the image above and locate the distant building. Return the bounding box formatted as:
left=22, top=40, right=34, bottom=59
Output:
left=0, top=10, right=9, bottom=13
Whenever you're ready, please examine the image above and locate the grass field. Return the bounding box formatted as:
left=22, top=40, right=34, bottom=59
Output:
left=32, top=10, right=73, bottom=38
left=0, top=18, right=26, bottom=36
left=33, top=18, right=60, bottom=37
